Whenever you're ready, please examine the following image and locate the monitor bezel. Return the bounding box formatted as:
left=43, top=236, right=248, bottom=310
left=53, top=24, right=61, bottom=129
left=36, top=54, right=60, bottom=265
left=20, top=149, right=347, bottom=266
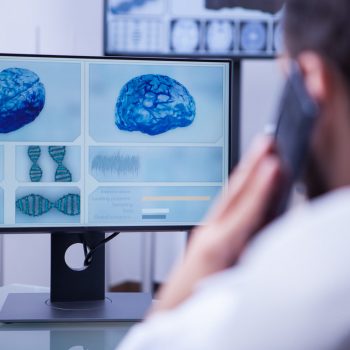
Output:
left=0, top=53, right=237, bottom=233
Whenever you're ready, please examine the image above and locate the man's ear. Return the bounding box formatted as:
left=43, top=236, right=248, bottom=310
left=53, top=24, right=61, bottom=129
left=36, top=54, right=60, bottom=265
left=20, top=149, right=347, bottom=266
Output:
left=297, top=52, right=330, bottom=104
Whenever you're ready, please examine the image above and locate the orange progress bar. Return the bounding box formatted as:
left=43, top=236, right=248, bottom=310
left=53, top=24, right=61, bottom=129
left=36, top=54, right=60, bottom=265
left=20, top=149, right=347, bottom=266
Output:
left=142, top=196, right=211, bottom=201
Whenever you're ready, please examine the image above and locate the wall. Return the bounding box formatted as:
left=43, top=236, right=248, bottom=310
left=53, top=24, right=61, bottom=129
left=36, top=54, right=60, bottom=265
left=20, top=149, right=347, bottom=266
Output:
left=0, top=0, right=284, bottom=288
left=0, top=0, right=104, bottom=287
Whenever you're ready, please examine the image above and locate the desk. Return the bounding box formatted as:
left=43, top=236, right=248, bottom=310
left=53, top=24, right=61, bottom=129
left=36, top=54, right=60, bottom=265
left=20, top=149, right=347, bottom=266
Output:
left=0, top=285, right=136, bottom=350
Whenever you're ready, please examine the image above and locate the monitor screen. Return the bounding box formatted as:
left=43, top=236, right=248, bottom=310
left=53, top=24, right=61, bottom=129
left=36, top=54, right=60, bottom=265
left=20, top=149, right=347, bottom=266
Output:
left=0, top=55, right=233, bottom=232
left=104, top=0, right=283, bottom=57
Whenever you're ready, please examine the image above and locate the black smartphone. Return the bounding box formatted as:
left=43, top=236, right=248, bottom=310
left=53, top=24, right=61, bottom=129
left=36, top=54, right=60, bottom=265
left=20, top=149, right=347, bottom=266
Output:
left=272, top=62, right=319, bottom=214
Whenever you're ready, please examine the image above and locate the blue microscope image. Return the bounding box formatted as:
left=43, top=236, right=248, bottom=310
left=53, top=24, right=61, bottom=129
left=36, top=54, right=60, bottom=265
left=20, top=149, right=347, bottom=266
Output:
left=115, top=74, right=196, bottom=136
left=0, top=68, right=45, bottom=133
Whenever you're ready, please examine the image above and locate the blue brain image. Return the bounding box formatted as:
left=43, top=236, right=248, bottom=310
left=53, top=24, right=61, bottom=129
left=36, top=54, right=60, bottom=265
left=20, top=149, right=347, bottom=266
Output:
left=0, top=68, right=45, bottom=133
left=115, top=74, right=196, bottom=136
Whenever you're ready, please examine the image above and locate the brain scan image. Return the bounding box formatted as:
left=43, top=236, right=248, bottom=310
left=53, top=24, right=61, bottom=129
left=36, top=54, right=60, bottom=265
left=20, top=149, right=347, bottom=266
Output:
left=0, top=68, right=45, bottom=133
left=240, top=21, right=267, bottom=52
left=206, top=20, right=234, bottom=52
left=171, top=19, right=201, bottom=53
left=273, top=21, right=283, bottom=53
left=115, top=74, right=196, bottom=136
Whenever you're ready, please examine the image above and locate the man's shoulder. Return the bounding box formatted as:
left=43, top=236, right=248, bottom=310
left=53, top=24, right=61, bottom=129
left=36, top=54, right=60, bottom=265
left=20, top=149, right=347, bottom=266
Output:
left=288, top=186, right=350, bottom=230
left=251, top=186, right=350, bottom=251
left=237, top=187, right=350, bottom=283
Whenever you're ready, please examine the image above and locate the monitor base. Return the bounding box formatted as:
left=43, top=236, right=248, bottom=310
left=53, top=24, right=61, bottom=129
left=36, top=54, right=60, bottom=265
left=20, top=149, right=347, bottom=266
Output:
left=0, top=292, right=152, bottom=323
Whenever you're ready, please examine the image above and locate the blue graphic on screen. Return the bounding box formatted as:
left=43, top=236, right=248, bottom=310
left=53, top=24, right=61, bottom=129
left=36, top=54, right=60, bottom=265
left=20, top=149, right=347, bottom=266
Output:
left=0, top=61, right=81, bottom=142
left=0, top=68, right=45, bottom=133
left=28, top=145, right=43, bottom=182
left=48, top=146, right=72, bottom=182
left=115, top=74, right=196, bottom=136
left=110, top=0, right=156, bottom=14
left=16, top=187, right=81, bottom=224
left=16, top=145, right=81, bottom=183
left=0, top=56, right=229, bottom=229
left=89, top=63, right=223, bottom=144
left=16, top=193, right=80, bottom=217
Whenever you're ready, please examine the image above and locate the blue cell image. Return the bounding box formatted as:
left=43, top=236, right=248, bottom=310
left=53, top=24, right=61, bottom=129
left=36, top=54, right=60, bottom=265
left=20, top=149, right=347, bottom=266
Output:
left=115, top=74, right=196, bottom=136
left=0, top=68, right=45, bottom=133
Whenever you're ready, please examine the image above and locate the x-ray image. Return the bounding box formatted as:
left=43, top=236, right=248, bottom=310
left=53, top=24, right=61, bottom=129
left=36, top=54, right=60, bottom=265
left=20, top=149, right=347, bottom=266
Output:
left=240, top=21, right=267, bottom=52
left=171, top=19, right=201, bottom=53
left=206, top=20, right=235, bottom=52
left=273, top=21, right=284, bottom=53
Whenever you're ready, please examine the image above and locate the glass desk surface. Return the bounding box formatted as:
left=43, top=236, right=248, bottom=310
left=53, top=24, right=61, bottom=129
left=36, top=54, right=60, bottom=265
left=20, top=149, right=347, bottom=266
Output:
left=0, top=285, right=137, bottom=350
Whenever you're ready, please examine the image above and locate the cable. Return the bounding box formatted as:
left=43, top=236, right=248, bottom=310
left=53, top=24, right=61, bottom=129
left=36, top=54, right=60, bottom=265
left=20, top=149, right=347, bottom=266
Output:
left=83, top=232, right=120, bottom=267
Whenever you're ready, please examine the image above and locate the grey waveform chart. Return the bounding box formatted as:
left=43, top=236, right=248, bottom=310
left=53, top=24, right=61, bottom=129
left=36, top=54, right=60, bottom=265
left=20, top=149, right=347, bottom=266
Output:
left=91, top=152, right=140, bottom=177
left=89, top=146, right=223, bottom=183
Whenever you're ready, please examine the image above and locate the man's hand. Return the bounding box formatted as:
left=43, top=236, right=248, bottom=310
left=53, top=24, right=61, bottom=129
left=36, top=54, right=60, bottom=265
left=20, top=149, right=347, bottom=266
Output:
left=150, top=136, right=283, bottom=314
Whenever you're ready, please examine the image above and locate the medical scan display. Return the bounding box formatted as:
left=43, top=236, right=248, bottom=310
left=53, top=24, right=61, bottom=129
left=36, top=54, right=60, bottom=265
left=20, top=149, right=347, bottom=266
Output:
left=105, top=0, right=283, bottom=56
left=0, top=56, right=231, bottom=229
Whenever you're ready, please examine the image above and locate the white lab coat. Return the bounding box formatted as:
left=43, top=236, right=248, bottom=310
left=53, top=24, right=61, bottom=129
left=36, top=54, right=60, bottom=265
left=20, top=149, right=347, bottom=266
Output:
left=118, top=187, right=350, bottom=350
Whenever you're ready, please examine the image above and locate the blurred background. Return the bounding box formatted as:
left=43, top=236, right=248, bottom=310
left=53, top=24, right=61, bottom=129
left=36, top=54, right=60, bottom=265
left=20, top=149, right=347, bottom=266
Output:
left=0, top=0, right=284, bottom=293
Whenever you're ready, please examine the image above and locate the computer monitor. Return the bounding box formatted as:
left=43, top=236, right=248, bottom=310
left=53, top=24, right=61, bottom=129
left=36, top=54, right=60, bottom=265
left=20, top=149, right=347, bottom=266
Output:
left=0, top=54, right=236, bottom=322
left=104, top=0, right=283, bottom=57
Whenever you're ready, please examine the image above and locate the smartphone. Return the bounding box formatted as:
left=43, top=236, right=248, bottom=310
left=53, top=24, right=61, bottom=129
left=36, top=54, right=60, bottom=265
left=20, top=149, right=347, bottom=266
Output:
left=271, top=62, right=319, bottom=214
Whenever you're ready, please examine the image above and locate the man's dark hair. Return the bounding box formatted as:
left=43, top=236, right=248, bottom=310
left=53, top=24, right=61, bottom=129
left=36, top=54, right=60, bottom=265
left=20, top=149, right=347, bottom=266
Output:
left=284, top=0, right=350, bottom=84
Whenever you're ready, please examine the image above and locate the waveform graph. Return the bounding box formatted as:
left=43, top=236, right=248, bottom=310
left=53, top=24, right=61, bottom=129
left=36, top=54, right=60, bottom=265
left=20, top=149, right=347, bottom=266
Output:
left=89, top=146, right=223, bottom=183
left=90, top=148, right=140, bottom=182
left=15, top=187, right=81, bottom=225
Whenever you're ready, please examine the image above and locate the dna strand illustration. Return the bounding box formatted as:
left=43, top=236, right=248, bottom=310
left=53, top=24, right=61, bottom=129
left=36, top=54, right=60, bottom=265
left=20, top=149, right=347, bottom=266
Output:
left=27, top=146, right=43, bottom=182
left=16, top=193, right=80, bottom=217
left=48, top=146, right=72, bottom=182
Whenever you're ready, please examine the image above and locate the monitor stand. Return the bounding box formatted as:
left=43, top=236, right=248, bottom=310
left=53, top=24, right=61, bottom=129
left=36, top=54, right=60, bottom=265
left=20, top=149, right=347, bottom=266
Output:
left=0, top=232, right=152, bottom=323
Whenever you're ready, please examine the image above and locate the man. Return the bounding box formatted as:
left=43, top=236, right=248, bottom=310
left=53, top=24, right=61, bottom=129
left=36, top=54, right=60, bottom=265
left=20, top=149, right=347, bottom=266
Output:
left=119, top=0, right=350, bottom=348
